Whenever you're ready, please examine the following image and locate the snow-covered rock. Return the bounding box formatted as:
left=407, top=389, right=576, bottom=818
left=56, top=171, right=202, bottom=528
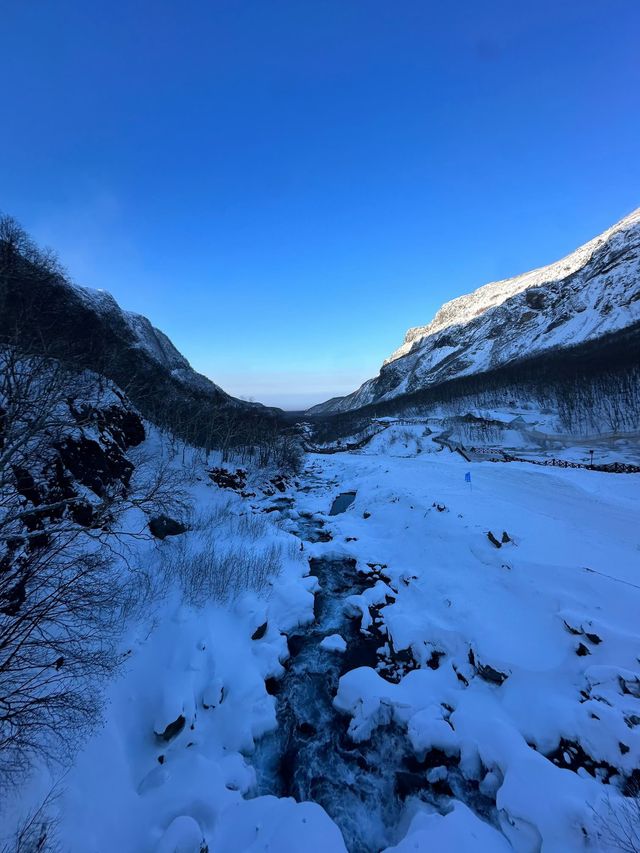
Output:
left=155, top=816, right=206, bottom=853
left=320, top=634, right=347, bottom=653
left=383, top=801, right=512, bottom=852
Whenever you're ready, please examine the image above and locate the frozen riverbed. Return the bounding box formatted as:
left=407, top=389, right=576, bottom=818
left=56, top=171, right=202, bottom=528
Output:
left=250, top=551, right=499, bottom=851
left=250, top=425, right=640, bottom=851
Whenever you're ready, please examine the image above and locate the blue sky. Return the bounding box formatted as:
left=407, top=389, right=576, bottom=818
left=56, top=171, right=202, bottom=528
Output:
left=1, top=1, right=639, bottom=409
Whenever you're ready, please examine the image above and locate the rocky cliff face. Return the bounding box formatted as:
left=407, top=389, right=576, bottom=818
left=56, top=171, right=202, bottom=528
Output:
left=310, top=209, right=640, bottom=414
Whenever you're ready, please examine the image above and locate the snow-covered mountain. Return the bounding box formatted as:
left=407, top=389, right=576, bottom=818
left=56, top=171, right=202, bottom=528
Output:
left=310, top=209, right=640, bottom=414
left=70, top=282, right=231, bottom=398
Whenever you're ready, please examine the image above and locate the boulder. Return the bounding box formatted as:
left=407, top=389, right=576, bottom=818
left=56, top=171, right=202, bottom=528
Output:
left=149, top=515, right=188, bottom=539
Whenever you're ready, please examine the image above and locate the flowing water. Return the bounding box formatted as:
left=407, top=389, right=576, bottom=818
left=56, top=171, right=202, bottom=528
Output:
left=250, top=489, right=497, bottom=851
left=251, top=557, right=408, bottom=851
left=329, top=491, right=357, bottom=515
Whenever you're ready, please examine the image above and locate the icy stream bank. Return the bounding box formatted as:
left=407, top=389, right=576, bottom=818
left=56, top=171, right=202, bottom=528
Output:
left=329, top=491, right=357, bottom=515
left=249, top=550, right=497, bottom=852
left=247, top=439, right=640, bottom=851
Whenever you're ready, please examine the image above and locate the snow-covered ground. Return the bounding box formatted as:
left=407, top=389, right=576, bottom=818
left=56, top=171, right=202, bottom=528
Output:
left=4, top=424, right=640, bottom=852
left=268, top=424, right=640, bottom=850
left=398, top=410, right=640, bottom=466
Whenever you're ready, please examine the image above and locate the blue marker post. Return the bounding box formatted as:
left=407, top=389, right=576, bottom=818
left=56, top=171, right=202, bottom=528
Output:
left=465, top=471, right=472, bottom=492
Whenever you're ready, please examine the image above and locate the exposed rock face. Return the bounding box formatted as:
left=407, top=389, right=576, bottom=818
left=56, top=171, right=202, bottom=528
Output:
left=0, top=378, right=146, bottom=623
left=8, top=387, right=146, bottom=537
left=310, top=209, right=640, bottom=414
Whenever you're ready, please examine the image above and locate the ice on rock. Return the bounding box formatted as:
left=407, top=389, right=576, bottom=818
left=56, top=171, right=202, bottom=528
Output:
left=479, top=769, right=502, bottom=797
left=407, top=705, right=460, bottom=757
left=426, top=765, right=448, bottom=784
left=320, top=634, right=347, bottom=653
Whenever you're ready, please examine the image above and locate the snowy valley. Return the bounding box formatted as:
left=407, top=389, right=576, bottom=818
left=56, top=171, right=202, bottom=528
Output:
left=4, top=409, right=640, bottom=852
left=3, top=0, right=639, bottom=846
left=1, top=211, right=640, bottom=853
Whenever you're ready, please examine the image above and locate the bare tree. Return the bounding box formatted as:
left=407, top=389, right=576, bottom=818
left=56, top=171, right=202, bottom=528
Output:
left=0, top=346, right=187, bottom=786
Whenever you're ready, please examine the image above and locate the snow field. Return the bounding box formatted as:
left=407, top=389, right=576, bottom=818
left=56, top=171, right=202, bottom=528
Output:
left=303, top=427, right=640, bottom=850
left=7, top=423, right=639, bottom=852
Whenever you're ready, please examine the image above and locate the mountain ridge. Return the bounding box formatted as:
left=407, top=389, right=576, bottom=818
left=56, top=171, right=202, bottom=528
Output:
left=0, top=234, right=281, bottom=447
left=70, top=281, right=234, bottom=399
left=309, top=208, right=640, bottom=415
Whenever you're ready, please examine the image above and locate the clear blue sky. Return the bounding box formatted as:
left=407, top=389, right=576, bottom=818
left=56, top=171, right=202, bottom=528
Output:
left=1, top=1, right=638, bottom=409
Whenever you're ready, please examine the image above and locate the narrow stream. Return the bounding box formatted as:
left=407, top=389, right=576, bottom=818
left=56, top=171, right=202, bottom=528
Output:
left=250, top=488, right=497, bottom=851
left=251, top=556, right=407, bottom=851
left=329, top=491, right=357, bottom=515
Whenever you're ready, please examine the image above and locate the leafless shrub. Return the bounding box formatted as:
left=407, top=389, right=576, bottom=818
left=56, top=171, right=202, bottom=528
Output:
left=1, top=786, right=61, bottom=853
left=395, top=428, right=416, bottom=446
left=162, top=505, right=288, bottom=604
left=0, top=215, right=64, bottom=284
left=188, top=502, right=270, bottom=542
left=170, top=532, right=282, bottom=604
left=594, top=788, right=640, bottom=853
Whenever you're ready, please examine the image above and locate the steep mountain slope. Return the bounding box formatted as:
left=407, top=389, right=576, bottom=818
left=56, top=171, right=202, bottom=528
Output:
left=0, top=240, right=279, bottom=443
left=62, top=282, right=232, bottom=399
left=310, top=209, right=640, bottom=414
